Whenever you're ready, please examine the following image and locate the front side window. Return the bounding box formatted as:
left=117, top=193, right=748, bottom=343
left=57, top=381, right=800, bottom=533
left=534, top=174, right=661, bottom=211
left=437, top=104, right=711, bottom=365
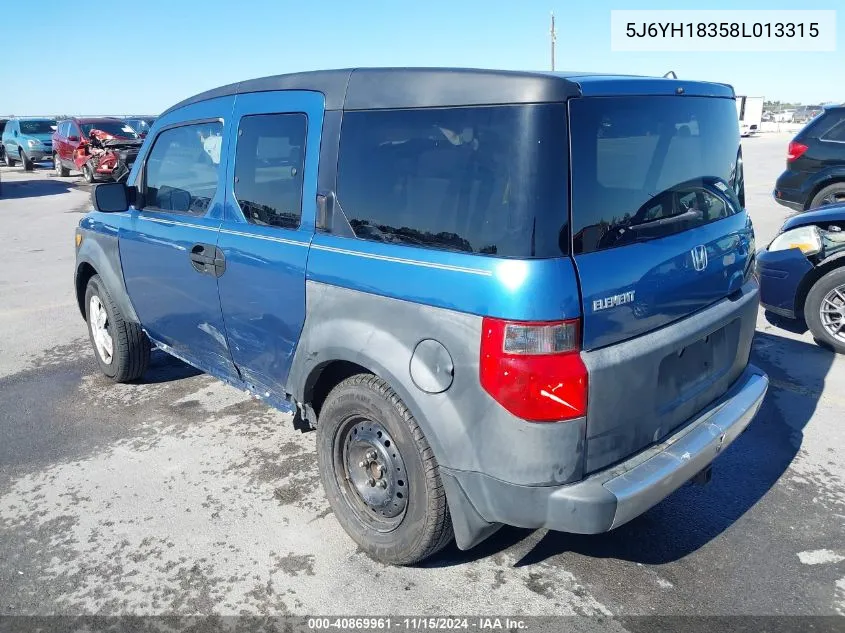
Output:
left=143, top=121, right=223, bottom=216
left=336, top=104, right=568, bottom=258
left=570, top=96, right=744, bottom=254
left=234, top=113, right=307, bottom=229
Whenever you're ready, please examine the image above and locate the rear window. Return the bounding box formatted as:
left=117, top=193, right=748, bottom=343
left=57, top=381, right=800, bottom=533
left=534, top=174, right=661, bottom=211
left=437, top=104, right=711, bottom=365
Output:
left=336, top=104, right=568, bottom=258
left=570, top=96, right=744, bottom=255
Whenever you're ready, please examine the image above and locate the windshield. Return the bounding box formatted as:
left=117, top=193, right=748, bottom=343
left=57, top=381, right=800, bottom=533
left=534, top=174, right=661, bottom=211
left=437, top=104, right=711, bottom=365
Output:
left=80, top=121, right=139, bottom=139
left=20, top=120, right=56, bottom=135
left=570, top=96, right=744, bottom=254
left=126, top=119, right=154, bottom=133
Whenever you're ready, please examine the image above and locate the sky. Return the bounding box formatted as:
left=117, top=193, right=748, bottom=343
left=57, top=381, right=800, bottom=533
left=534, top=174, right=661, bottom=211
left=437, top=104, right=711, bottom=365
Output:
left=1, top=0, right=842, bottom=115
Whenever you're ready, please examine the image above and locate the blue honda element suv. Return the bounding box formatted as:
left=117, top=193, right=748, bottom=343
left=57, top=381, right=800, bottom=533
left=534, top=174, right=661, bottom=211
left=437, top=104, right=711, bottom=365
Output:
left=75, top=68, right=768, bottom=565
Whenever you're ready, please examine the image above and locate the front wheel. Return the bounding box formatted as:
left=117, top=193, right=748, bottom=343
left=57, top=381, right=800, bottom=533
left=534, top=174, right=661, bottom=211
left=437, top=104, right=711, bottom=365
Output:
left=20, top=150, right=33, bottom=171
left=805, top=268, right=845, bottom=354
left=55, top=154, right=69, bottom=177
left=316, top=374, right=453, bottom=565
left=82, top=162, right=94, bottom=183
left=5, top=150, right=16, bottom=167
left=85, top=274, right=150, bottom=382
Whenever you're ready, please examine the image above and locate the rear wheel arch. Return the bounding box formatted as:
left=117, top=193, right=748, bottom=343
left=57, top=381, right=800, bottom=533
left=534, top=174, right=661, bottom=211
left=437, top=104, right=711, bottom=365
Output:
left=805, top=177, right=845, bottom=210
left=303, top=359, right=373, bottom=419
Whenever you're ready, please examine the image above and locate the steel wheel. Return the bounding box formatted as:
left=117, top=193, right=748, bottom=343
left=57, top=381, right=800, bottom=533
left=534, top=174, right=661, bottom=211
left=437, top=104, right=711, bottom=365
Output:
left=819, top=284, right=845, bottom=343
left=334, top=417, right=408, bottom=532
left=83, top=163, right=94, bottom=183
left=89, top=295, right=114, bottom=365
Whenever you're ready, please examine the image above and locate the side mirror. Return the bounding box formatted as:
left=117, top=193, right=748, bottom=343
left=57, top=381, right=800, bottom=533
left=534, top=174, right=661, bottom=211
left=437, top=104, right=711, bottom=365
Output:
left=92, top=182, right=130, bottom=213
left=68, top=135, right=79, bottom=142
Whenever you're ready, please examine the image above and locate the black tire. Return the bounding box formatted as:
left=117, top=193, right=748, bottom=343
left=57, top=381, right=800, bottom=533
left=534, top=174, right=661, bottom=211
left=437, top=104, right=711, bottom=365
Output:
left=316, top=374, right=453, bottom=565
left=84, top=274, right=150, bottom=382
left=55, top=154, right=69, bottom=177
left=809, top=183, right=845, bottom=210
left=5, top=151, right=15, bottom=167
left=20, top=150, right=33, bottom=171
left=804, top=267, right=845, bottom=354
left=82, top=163, right=94, bottom=183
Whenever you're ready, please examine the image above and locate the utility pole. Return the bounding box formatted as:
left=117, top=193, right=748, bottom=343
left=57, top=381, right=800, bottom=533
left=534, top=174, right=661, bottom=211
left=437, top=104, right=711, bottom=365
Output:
left=550, top=12, right=556, bottom=71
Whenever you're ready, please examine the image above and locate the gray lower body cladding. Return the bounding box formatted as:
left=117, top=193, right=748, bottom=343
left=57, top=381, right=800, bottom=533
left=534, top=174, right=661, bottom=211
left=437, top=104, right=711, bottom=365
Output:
left=582, top=281, right=760, bottom=474
left=289, top=280, right=765, bottom=550
left=444, top=364, right=767, bottom=540
left=288, top=281, right=586, bottom=489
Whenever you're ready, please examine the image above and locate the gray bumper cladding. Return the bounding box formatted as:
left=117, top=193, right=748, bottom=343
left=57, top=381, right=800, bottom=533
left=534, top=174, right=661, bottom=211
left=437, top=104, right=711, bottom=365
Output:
left=445, top=364, right=768, bottom=545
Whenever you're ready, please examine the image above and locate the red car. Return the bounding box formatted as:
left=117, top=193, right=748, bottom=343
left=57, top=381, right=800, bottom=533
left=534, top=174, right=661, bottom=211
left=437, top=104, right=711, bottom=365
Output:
left=53, top=117, right=141, bottom=181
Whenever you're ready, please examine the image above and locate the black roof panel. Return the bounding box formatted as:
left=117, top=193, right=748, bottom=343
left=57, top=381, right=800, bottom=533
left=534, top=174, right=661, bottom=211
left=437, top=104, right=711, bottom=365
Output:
left=162, top=67, right=735, bottom=116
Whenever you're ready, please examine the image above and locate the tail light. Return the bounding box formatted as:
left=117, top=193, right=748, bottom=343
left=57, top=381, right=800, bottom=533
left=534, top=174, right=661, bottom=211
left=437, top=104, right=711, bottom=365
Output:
left=787, top=141, right=808, bottom=162
left=479, top=317, right=588, bottom=422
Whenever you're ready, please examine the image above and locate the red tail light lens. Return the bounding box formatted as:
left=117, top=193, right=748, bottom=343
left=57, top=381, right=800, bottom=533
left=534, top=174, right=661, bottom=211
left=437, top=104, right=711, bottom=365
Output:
left=787, top=141, right=808, bottom=162
left=479, top=317, right=588, bottom=422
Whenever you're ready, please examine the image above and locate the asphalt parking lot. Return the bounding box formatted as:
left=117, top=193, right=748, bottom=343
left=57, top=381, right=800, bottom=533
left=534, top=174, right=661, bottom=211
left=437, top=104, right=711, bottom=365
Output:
left=0, top=134, right=844, bottom=620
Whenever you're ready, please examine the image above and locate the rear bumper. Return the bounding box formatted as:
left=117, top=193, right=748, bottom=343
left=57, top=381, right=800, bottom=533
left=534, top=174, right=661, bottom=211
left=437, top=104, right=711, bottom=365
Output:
left=773, top=187, right=805, bottom=211
left=444, top=364, right=768, bottom=541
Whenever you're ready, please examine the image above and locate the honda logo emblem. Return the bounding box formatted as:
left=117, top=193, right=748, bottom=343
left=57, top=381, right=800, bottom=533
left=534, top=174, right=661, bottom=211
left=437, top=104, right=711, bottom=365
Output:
left=691, top=245, right=708, bottom=272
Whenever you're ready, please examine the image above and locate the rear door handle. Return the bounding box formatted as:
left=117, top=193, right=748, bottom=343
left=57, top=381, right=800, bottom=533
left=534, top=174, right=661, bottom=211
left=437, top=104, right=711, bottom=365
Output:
left=190, top=243, right=225, bottom=277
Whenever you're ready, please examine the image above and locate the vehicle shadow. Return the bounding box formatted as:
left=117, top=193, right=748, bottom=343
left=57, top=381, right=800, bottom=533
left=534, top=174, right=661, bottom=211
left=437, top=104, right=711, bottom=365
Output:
left=0, top=178, right=73, bottom=199
left=135, top=349, right=203, bottom=384
left=429, top=331, right=834, bottom=568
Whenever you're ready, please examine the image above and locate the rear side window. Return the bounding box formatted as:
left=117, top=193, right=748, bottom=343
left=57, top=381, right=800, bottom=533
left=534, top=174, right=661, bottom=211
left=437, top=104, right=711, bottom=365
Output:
left=234, top=113, right=307, bottom=229
left=143, top=121, right=223, bottom=216
left=570, top=96, right=744, bottom=254
left=336, top=104, right=568, bottom=258
left=820, top=117, right=845, bottom=142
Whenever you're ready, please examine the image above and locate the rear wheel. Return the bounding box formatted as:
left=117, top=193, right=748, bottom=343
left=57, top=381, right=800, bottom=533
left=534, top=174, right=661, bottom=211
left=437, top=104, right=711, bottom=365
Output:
left=316, top=374, right=453, bottom=565
left=20, top=150, right=33, bottom=171
left=805, top=268, right=845, bottom=354
left=54, top=153, right=69, bottom=177
left=809, top=183, right=845, bottom=209
left=85, top=274, right=150, bottom=382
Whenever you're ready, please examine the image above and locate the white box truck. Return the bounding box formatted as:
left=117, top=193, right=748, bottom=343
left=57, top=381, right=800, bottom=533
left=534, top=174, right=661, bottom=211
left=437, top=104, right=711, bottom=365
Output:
left=736, top=96, right=764, bottom=136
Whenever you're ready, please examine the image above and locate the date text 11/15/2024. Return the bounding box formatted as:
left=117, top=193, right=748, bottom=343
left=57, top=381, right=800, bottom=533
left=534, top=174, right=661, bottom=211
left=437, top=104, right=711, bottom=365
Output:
left=307, top=617, right=528, bottom=631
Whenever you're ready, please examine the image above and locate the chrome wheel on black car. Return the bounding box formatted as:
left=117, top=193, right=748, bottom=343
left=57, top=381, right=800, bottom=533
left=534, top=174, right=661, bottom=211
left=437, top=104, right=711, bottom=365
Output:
left=806, top=268, right=845, bottom=354
left=316, top=374, right=453, bottom=565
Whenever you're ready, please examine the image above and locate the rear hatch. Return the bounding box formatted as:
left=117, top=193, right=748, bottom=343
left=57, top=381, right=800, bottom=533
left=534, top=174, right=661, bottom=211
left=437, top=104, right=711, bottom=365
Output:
left=568, top=94, right=758, bottom=472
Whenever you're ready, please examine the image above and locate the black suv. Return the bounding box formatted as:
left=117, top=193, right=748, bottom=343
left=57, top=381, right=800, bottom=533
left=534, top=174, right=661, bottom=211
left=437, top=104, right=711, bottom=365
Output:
left=774, top=104, right=845, bottom=211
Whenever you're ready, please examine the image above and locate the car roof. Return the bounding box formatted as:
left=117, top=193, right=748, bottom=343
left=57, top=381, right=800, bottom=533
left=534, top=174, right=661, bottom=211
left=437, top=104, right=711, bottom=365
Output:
left=62, top=116, right=124, bottom=124
left=162, top=67, right=735, bottom=116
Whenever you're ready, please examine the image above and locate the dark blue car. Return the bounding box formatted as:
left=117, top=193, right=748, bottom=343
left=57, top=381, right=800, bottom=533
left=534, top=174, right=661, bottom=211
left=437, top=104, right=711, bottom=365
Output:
left=757, top=205, right=845, bottom=353
left=73, top=68, right=768, bottom=565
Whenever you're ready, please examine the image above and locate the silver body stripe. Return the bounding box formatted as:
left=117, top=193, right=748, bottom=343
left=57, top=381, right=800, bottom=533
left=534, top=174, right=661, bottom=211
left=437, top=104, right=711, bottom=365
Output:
left=219, top=228, right=308, bottom=247
left=134, top=217, right=491, bottom=276
left=310, top=243, right=493, bottom=276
